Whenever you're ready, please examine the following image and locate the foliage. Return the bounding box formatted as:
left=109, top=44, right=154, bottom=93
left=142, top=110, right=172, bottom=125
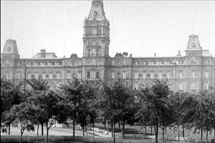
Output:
left=136, top=79, right=174, bottom=143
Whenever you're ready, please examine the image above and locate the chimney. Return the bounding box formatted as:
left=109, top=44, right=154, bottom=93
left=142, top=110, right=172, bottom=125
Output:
left=154, top=53, right=156, bottom=57
left=177, top=50, right=181, bottom=56
left=41, top=49, right=46, bottom=53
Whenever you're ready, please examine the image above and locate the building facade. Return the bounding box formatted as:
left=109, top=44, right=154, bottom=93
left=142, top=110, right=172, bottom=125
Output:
left=1, top=0, right=215, bottom=92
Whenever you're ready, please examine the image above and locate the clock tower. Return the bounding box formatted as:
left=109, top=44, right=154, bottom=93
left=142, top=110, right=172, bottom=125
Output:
left=82, top=0, right=110, bottom=80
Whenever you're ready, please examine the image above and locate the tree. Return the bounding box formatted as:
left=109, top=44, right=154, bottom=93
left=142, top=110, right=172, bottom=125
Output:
left=1, top=77, right=23, bottom=135
left=181, top=88, right=215, bottom=143
left=6, top=102, right=36, bottom=143
left=99, top=79, right=135, bottom=142
left=136, top=79, right=174, bottom=143
left=60, top=77, right=96, bottom=138
left=170, top=91, right=188, bottom=141
left=25, top=78, right=52, bottom=136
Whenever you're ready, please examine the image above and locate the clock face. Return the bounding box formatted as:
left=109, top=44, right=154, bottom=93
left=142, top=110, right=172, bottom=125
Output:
left=192, top=43, right=196, bottom=48
left=7, top=47, right=11, bottom=52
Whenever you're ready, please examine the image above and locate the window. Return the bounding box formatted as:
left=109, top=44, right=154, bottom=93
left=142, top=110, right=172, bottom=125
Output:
left=166, top=72, right=171, bottom=79
left=135, top=61, right=139, bottom=65
left=78, top=72, right=82, bottom=79
left=159, top=73, right=162, bottom=79
left=205, top=82, right=209, bottom=90
left=142, top=72, right=146, bottom=79
left=42, top=73, right=46, bottom=79
left=111, top=72, right=115, bottom=79
left=46, top=74, right=49, bottom=79
left=205, top=71, right=209, bottom=78
left=53, top=74, right=57, bottom=80
left=179, top=71, right=183, bottom=79
left=134, top=72, right=138, bottom=79
left=35, top=73, right=38, bottom=79
left=147, top=74, right=150, bottom=80
left=151, top=72, right=154, bottom=79
left=57, top=72, right=60, bottom=79
left=162, top=74, right=166, bottom=79
left=123, top=60, right=126, bottom=66
left=191, top=82, right=197, bottom=91
left=112, top=60, right=115, bottom=66
left=154, top=74, right=158, bottom=79
left=87, top=71, right=90, bottom=78
left=179, top=82, right=183, bottom=91
left=191, top=71, right=196, bottom=78
left=96, top=71, right=100, bottom=78
left=50, top=73, right=53, bottom=79
left=92, top=59, right=96, bottom=65
left=28, top=73, right=31, bottom=79
left=123, top=72, right=127, bottom=79
left=67, top=71, right=70, bottom=79
left=117, top=72, right=120, bottom=78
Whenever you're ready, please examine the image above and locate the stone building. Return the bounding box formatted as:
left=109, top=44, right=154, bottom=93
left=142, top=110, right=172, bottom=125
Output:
left=1, top=0, right=215, bottom=92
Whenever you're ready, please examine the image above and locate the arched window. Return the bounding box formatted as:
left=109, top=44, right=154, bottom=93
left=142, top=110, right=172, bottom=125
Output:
left=87, top=71, right=90, bottom=78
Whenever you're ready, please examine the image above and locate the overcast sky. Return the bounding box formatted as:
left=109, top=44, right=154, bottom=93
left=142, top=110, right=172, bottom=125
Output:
left=1, top=0, right=215, bottom=58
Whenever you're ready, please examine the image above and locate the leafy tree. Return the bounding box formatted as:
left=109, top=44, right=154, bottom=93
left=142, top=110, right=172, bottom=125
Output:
left=180, top=89, right=215, bottom=143
left=25, top=78, right=52, bottom=136
left=1, top=77, right=23, bottom=135
left=136, top=79, right=174, bottom=143
left=99, top=79, right=135, bottom=142
left=60, top=77, right=96, bottom=138
left=170, top=91, right=188, bottom=140
left=6, top=102, right=36, bottom=143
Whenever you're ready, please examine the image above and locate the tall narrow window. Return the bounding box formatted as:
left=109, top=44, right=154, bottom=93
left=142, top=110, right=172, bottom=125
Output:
left=111, top=72, right=115, bottom=79
left=96, top=71, right=100, bottom=78
left=87, top=71, right=90, bottom=78
left=123, top=72, right=127, bottom=79
left=134, top=72, right=138, bottom=79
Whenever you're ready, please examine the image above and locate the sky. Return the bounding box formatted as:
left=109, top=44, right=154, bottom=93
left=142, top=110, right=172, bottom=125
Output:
left=1, top=0, right=215, bottom=58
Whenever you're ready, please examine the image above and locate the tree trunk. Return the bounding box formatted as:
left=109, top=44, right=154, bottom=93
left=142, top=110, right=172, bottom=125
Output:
left=206, top=127, right=208, bottom=143
left=145, top=124, right=147, bottom=135
left=93, top=121, right=95, bottom=141
left=162, top=126, right=165, bottom=142
left=20, top=131, right=23, bottom=143
left=151, top=123, right=153, bottom=135
left=214, top=127, right=215, bottom=142
left=8, top=123, right=10, bottom=135
left=73, top=111, right=76, bottom=139
left=37, top=123, right=39, bottom=142
left=111, top=120, right=113, bottom=137
left=20, top=125, right=24, bottom=143
left=154, top=118, right=159, bottom=143
left=182, top=127, right=184, bottom=137
left=41, top=123, right=44, bottom=136
left=113, top=119, right=115, bottom=143
left=177, top=123, right=180, bottom=141
left=122, top=121, right=125, bottom=139
left=82, top=126, right=85, bottom=136
left=201, top=127, right=203, bottom=143
left=46, top=123, right=49, bottom=143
